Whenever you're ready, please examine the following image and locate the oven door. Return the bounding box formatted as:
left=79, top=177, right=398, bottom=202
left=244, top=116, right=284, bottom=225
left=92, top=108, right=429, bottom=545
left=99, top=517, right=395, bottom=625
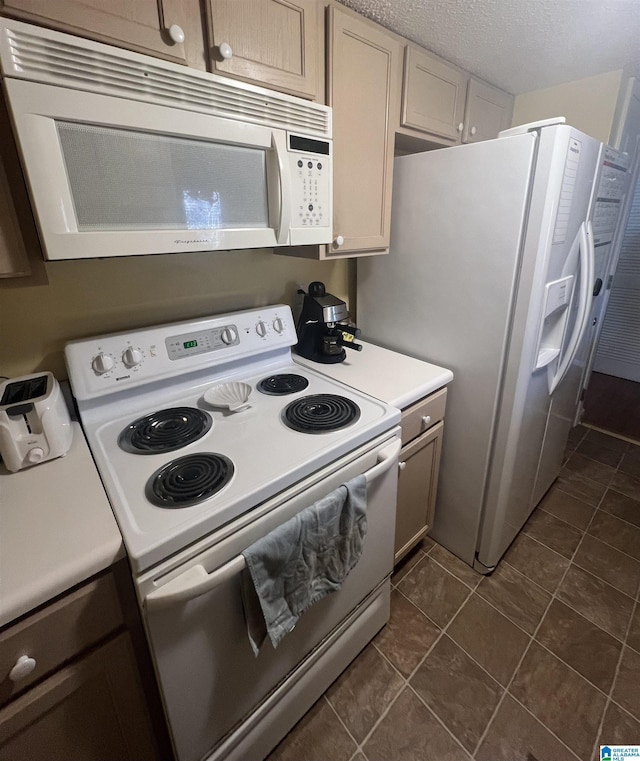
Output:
left=138, top=432, right=400, bottom=761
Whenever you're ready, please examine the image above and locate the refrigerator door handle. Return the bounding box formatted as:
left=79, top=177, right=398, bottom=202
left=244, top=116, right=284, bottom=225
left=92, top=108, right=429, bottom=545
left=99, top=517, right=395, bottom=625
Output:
left=548, top=221, right=594, bottom=394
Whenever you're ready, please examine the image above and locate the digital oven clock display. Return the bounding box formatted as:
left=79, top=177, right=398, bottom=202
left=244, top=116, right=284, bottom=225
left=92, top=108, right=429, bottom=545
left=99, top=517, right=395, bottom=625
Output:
left=183, top=340, right=198, bottom=349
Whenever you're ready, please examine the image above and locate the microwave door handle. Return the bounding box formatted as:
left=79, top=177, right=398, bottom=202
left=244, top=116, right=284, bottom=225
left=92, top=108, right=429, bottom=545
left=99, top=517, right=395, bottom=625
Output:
left=145, top=437, right=401, bottom=610
left=272, top=132, right=292, bottom=244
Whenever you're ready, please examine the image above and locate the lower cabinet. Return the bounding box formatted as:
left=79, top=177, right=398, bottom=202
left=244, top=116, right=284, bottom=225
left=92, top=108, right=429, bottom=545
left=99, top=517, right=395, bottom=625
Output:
left=0, top=564, right=165, bottom=761
left=0, top=634, right=158, bottom=761
left=394, top=388, right=447, bottom=563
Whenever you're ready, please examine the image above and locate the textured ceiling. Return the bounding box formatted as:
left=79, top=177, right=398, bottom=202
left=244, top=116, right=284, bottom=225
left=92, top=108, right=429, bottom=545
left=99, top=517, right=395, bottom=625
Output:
left=337, top=0, right=640, bottom=95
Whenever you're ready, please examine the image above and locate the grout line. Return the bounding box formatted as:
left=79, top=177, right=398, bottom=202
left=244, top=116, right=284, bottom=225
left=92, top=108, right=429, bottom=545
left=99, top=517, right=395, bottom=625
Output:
left=321, top=694, right=363, bottom=759
left=471, top=500, right=600, bottom=759
left=591, top=594, right=640, bottom=758
left=355, top=577, right=476, bottom=757
left=583, top=423, right=640, bottom=448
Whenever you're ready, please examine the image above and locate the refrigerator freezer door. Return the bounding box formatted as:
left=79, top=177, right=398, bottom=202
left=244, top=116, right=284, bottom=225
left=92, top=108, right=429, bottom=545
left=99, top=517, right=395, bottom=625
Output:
left=478, top=129, right=601, bottom=568
left=358, top=133, right=538, bottom=565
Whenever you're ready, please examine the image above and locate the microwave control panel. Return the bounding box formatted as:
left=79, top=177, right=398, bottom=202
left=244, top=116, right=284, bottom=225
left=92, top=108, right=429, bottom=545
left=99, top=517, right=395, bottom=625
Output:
left=288, top=134, right=331, bottom=240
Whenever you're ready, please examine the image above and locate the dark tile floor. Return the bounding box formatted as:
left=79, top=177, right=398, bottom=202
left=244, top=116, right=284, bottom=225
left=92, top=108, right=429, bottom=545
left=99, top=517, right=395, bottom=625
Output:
left=267, top=426, right=640, bottom=761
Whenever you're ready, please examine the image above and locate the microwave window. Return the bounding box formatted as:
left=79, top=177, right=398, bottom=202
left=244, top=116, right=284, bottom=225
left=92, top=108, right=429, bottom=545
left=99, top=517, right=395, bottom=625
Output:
left=56, top=122, right=269, bottom=231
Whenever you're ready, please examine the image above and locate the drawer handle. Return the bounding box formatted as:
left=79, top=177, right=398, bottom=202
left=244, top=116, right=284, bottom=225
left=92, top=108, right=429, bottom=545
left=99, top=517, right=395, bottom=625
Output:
left=398, top=461, right=406, bottom=471
left=9, top=655, right=37, bottom=682
left=421, top=415, right=432, bottom=427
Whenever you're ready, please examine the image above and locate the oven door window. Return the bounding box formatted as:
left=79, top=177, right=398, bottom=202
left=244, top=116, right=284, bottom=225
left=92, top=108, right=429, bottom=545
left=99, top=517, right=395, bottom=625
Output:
left=56, top=122, right=270, bottom=231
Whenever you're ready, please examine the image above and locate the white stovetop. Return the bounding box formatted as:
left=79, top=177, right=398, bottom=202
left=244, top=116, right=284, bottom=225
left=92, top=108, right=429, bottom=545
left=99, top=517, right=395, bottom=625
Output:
left=295, top=341, right=453, bottom=408
left=0, top=422, right=124, bottom=628
left=83, top=359, right=399, bottom=573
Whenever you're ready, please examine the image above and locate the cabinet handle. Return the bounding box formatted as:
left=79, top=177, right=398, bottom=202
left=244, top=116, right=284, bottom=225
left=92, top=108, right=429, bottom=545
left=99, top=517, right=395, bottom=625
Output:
left=421, top=415, right=431, bottom=427
left=218, top=42, right=233, bottom=60
left=168, top=24, right=185, bottom=44
left=470, top=126, right=477, bottom=136
left=398, top=461, right=406, bottom=471
left=457, top=122, right=464, bottom=133
left=9, top=655, right=37, bottom=682
left=333, top=235, right=345, bottom=248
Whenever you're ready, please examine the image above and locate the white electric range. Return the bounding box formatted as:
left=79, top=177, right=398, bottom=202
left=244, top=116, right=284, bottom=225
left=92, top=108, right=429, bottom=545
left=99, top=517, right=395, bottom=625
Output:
left=65, top=305, right=401, bottom=761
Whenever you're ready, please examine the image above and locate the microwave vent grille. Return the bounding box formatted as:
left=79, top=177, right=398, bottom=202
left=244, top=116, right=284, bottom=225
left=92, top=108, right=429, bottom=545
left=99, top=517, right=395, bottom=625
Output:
left=3, top=27, right=331, bottom=137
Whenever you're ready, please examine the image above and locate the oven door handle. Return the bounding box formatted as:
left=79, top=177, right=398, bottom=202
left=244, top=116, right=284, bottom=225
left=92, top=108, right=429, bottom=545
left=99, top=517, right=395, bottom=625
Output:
left=145, top=437, right=401, bottom=610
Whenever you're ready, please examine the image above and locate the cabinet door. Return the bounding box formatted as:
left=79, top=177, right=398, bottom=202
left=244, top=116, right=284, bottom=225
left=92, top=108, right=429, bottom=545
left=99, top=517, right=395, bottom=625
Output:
left=0, top=145, right=29, bottom=277
left=0, top=633, right=159, bottom=761
left=401, top=45, right=467, bottom=144
left=204, top=0, right=322, bottom=100
left=0, top=90, right=40, bottom=279
left=463, top=77, right=514, bottom=143
left=0, top=0, right=200, bottom=66
left=394, top=421, right=443, bottom=564
left=327, top=5, right=401, bottom=256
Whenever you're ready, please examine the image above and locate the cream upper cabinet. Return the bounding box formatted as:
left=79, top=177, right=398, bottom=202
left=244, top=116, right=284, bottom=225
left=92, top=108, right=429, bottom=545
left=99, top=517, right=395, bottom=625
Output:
left=463, top=77, right=514, bottom=143
left=400, top=45, right=467, bottom=144
left=0, top=152, right=30, bottom=278
left=203, top=0, right=323, bottom=100
left=0, top=0, right=205, bottom=68
left=325, top=4, right=401, bottom=257
left=0, top=93, right=36, bottom=279
left=399, top=45, right=513, bottom=147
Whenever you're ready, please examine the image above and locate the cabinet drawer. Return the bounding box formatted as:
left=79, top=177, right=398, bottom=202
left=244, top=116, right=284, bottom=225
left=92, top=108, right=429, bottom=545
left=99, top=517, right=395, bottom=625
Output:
left=400, top=387, right=447, bottom=446
left=0, top=572, right=123, bottom=705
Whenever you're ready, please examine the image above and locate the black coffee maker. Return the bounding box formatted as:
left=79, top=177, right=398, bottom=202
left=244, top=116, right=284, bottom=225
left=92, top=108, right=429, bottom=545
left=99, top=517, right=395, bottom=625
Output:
left=295, top=282, right=362, bottom=363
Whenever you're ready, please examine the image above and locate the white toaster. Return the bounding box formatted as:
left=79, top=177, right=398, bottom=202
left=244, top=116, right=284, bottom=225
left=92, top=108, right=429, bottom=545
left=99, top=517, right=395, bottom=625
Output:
left=0, top=372, right=73, bottom=472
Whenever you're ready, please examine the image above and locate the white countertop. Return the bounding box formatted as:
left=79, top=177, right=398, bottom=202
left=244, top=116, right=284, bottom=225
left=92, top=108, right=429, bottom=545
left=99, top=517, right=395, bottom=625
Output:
left=294, top=341, right=453, bottom=409
left=0, top=422, right=124, bottom=628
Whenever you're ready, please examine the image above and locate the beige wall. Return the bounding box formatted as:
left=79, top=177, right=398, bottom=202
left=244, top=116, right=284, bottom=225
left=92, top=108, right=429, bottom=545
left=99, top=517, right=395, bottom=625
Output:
left=512, top=70, right=623, bottom=143
left=0, top=250, right=348, bottom=380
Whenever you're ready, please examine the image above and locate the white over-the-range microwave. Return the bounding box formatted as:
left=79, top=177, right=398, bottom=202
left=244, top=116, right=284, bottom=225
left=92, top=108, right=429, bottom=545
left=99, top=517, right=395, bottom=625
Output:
left=0, top=19, right=333, bottom=260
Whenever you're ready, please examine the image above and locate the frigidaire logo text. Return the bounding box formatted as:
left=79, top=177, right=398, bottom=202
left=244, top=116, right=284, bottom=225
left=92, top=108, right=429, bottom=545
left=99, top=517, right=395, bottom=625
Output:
left=115, top=375, right=131, bottom=381
left=174, top=238, right=212, bottom=245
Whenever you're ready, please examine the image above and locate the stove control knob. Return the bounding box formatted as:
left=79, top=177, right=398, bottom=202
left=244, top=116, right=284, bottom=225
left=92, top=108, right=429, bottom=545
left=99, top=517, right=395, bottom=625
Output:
left=92, top=352, right=114, bottom=374
left=220, top=327, right=237, bottom=345
left=26, top=447, right=45, bottom=464
left=122, top=347, right=143, bottom=367
left=255, top=320, right=268, bottom=338
left=272, top=317, right=285, bottom=334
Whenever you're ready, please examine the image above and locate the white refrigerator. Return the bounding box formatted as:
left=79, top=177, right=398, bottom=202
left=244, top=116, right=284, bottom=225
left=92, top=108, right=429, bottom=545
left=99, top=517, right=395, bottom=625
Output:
left=357, top=119, right=602, bottom=572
